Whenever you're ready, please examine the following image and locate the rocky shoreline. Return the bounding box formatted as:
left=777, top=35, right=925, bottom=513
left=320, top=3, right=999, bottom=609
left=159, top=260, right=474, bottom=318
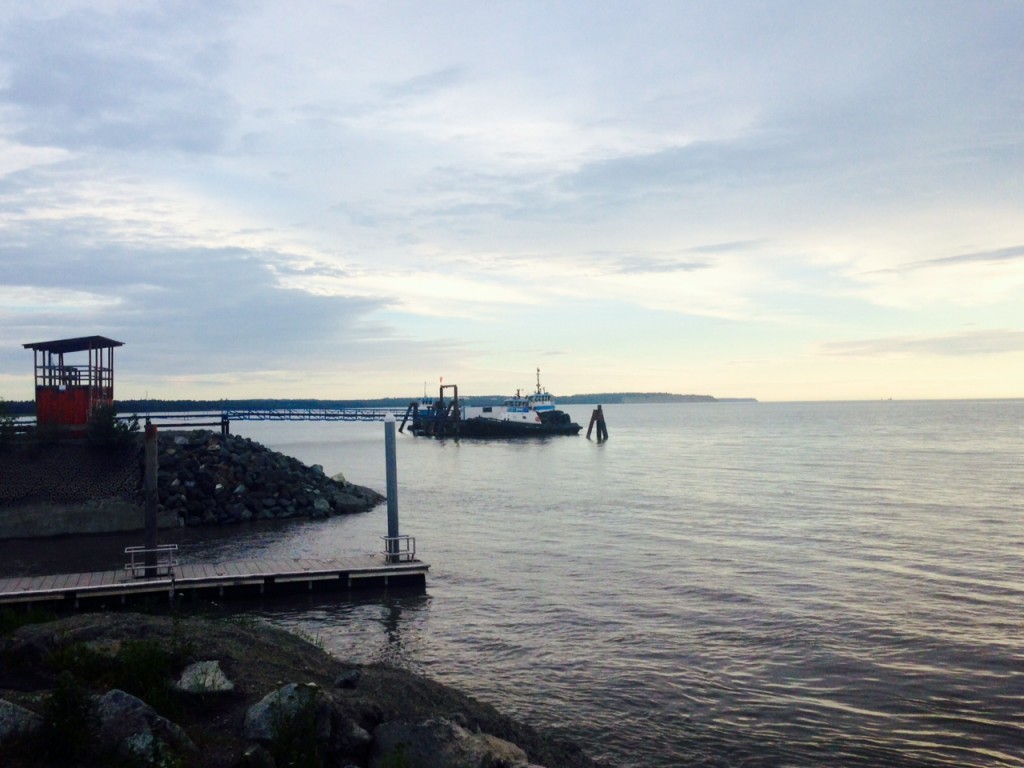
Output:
left=153, top=430, right=383, bottom=527
left=0, top=430, right=384, bottom=538
left=0, top=611, right=599, bottom=767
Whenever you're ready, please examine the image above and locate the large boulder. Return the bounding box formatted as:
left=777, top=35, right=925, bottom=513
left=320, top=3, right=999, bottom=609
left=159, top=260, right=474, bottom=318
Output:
left=0, top=698, right=42, bottom=747
left=370, top=716, right=533, bottom=768
left=93, top=688, right=195, bottom=764
left=173, top=660, right=235, bottom=695
left=243, top=682, right=332, bottom=745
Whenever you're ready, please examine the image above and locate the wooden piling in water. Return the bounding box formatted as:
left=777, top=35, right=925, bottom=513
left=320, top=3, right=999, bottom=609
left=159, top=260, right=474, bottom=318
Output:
left=587, top=405, right=609, bottom=442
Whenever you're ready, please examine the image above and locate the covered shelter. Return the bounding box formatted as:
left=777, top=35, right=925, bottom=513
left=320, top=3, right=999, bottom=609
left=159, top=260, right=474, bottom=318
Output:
left=22, top=335, right=124, bottom=431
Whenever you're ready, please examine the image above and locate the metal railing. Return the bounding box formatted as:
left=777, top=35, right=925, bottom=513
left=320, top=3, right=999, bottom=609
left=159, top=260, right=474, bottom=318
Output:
left=224, top=407, right=408, bottom=422
left=380, top=535, right=417, bottom=562
left=124, top=544, right=179, bottom=578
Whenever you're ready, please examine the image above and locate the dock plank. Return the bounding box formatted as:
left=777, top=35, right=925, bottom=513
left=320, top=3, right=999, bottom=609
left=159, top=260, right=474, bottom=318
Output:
left=0, top=556, right=428, bottom=608
left=22, top=576, right=48, bottom=591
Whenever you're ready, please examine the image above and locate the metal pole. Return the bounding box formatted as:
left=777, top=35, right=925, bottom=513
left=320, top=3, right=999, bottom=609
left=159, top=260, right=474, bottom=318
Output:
left=144, top=420, right=159, bottom=576
left=384, top=415, right=400, bottom=562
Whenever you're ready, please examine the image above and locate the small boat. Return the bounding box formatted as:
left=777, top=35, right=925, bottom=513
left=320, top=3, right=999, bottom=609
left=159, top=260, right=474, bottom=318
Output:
left=403, top=370, right=581, bottom=438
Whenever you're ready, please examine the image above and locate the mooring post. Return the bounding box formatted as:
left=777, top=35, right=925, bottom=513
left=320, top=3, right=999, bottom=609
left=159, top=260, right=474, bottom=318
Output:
left=144, top=420, right=159, bottom=576
left=384, top=414, right=400, bottom=562
left=587, top=405, right=609, bottom=442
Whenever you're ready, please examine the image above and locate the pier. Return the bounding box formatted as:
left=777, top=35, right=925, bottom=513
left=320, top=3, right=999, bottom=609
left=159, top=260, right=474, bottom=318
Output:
left=0, top=552, right=428, bottom=609
left=138, top=407, right=411, bottom=434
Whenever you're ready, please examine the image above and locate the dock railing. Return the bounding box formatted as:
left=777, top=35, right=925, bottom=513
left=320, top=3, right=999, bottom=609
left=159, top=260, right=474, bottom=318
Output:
left=124, top=544, right=179, bottom=578
left=381, top=535, right=416, bottom=563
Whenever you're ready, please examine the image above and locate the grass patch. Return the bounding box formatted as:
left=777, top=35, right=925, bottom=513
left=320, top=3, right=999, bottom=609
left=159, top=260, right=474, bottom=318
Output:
left=269, top=688, right=323, bottom=768
left=0, top=607, right=57, bottom=637
left=114, top=638, right=179, bottom=719
left=39, top=671, right=96, bottom=764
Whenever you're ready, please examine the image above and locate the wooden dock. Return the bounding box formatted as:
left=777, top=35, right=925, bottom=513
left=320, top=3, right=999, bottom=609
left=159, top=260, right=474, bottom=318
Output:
left=0, top=555, right=429, bottom=609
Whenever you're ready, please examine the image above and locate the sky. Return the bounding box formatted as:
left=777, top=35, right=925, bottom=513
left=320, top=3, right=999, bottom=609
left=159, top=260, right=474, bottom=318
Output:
left=1, top=1, right=1022, bottom=403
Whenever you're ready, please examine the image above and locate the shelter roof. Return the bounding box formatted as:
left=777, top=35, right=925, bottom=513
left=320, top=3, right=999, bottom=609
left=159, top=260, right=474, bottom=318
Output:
left=22, top=336, right=125, bottom=354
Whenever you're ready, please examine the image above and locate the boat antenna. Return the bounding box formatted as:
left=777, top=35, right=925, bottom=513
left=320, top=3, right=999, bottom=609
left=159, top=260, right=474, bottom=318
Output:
left=535, top=367, right=543, bottom=395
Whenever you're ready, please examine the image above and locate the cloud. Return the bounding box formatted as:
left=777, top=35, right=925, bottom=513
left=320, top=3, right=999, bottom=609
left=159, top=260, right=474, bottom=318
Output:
left=563, top=139, right=782, bottom=198
left=882, top=245, right=1024, bottom=274
left=819, top=330, right=1024, bottom=357
left=848, top=239, right=1024, bottom=310
left=610, top=255, right=709, bottom=275
left=0, top=225, right=399, bottom=378
left=378, top=66, right=467, bottom=101
left=0, top=4, right=236, bottom=153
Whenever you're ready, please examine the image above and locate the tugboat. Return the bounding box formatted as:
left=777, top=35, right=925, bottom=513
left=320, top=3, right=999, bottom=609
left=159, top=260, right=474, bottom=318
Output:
left=460, top=369, right=581, bottom=437
left=401, top=370, right=581, bottom=438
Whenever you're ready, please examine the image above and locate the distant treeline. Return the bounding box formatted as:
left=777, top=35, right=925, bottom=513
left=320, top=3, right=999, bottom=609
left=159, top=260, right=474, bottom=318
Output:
left=2, top=400, right=34, bottom=416
left=558, top=393, right=756, bottom=404
left=3, top=392, right=755, bottom=416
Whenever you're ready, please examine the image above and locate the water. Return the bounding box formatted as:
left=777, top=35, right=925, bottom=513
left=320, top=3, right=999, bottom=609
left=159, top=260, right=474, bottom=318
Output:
left=4, top=401, right=1023, bottom=766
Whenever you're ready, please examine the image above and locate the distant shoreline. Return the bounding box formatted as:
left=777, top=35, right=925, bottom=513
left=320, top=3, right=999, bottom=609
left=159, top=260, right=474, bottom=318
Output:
left=3, top=393, right=756, bottom=415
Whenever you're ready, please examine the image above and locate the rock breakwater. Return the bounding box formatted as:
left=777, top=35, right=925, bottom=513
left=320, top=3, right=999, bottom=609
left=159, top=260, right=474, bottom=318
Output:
left=0, top=430, right=384, bottom=538
left=155, top=430, right=384, bottom=527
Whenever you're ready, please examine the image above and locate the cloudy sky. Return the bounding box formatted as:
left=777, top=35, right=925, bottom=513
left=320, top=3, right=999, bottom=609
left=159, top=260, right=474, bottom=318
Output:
left=1, top=1, right=1022, bottom=402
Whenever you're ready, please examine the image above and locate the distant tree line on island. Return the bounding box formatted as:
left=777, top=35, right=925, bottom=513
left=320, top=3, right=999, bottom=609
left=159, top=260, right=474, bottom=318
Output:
left=2, top=392, right=755, bottom=417
left=558, top=393, right=756, bottom=404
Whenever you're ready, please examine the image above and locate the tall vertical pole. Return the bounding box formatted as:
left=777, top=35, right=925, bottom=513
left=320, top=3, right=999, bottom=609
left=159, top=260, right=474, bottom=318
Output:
left=144, top=420, right=159, bottom=576
left=384, top=415, right=400, bottom=562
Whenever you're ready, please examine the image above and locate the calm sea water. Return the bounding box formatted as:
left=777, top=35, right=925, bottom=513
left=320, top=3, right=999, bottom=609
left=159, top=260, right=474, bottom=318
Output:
left=5, top=401, right=1023, bottom=767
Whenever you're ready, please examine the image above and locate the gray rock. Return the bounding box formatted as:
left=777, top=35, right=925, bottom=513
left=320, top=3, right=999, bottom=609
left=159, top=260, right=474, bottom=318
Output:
left=370, top=717, right=530, bottom=768
left=334, top=669, right=361, bottom=689
left=174, top=660, right=235, bottom=694
left=94, top=689, right=195, bottom=763
left=327, top=490, right=372, bottom=514
left=0, top=698, right=42, bottom=746
left=334, top=715, right=373, bottom=754
left=244, top=682, right=332, bottom=745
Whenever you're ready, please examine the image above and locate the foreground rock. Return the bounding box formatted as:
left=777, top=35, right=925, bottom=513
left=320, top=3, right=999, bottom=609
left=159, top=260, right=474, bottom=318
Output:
left=243, top=682, right=332, bottom=745
left=0, top=700, right=41, bottom=747
left=174, top=660, right=235, bottom=694
left=0, top=612, right=599, bottom=768
left=371, top=717, right=534, bottom=768
left=94, top=688, right=197, bottom=762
